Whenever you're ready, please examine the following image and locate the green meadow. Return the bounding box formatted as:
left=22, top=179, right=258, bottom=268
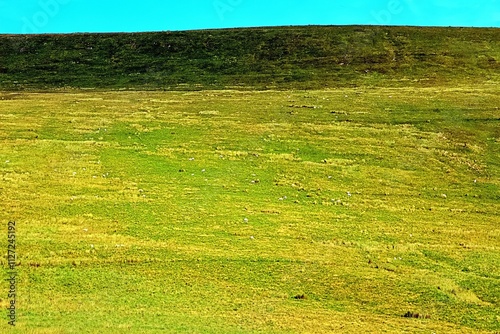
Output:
left=0, top=85, right=499, bottom=333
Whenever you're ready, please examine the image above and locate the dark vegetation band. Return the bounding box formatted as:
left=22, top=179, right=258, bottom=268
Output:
left=0, top=25, right=499, bottom=90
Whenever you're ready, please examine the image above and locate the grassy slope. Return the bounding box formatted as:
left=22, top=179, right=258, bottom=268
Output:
left=0, top=25, right=499, bottom=333
left=0, top=26, right=499, bottom=90
left=0, top=86, right=499, bottom=333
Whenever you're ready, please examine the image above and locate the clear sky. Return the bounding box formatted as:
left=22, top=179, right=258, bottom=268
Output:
left=1, top=0, right=499, bottom=34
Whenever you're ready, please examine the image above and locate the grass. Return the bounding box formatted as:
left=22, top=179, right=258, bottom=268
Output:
left=0, top=85, right=499, bottom=333
left=0, top=25, right=499, bottom=90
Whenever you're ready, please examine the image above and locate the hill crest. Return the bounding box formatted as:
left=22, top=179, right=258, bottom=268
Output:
left=0, top=25, right=499, bottom=90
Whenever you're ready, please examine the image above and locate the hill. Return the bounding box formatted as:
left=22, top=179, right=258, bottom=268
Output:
left=0, top=25, right=499, bottom=90
left=0, top=25, right=499, bottom=333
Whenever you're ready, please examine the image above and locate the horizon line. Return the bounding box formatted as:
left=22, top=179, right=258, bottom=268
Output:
left=2, top=23, right=500, bottom=36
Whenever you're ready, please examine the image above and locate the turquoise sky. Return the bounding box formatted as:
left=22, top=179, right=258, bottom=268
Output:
left=0, top=0, right=499, bottom=34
